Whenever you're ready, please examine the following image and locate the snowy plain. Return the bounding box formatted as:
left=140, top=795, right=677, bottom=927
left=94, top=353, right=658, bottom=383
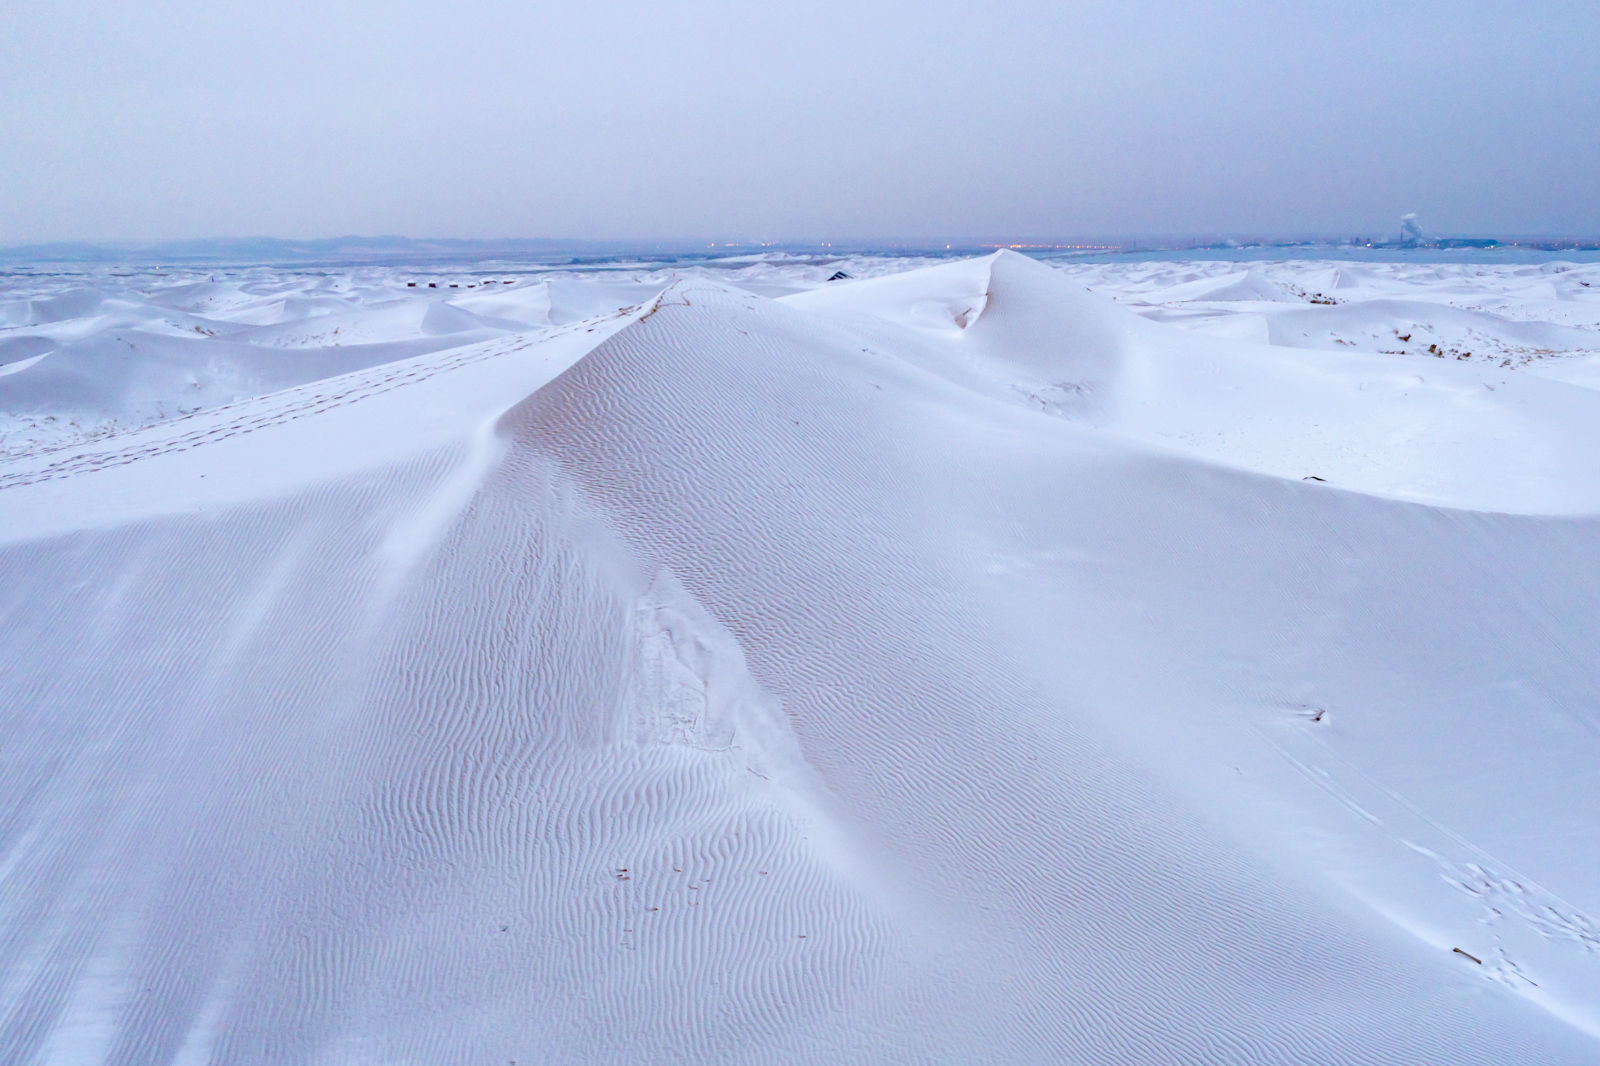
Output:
left=2, top=250, right=1599, bottom=1063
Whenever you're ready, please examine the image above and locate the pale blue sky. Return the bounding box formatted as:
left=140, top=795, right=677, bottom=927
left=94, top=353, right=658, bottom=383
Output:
left=3, top=0, right=1596, bottom=242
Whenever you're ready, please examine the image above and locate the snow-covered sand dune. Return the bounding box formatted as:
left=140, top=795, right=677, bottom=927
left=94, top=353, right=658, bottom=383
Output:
left=2, top=253, right=1600, bottom=1063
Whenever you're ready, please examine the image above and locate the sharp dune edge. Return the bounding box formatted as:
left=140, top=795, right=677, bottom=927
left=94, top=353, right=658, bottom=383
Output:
left=2, top=252, right=1599, bottom=1063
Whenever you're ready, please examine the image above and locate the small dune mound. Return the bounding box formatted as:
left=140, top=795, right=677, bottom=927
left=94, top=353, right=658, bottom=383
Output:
left=785, top=249, right=1145, bottom=421
left=1153, top=268, right=1298, bottom=303
left=230, top=298, right=506, bottom=349
left=25, top=287, right=112, bottom=325
left=446, top=282, right=555, bottom=327
left=0, top=335, right=55, bottom=371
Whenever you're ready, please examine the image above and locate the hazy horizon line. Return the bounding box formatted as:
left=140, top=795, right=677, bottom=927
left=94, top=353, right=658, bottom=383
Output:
left=7, top=230, right=1600, bottom=258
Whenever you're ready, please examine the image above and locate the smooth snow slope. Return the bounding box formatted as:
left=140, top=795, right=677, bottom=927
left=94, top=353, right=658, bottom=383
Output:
left=2, top=256, right=1599, bottom=1063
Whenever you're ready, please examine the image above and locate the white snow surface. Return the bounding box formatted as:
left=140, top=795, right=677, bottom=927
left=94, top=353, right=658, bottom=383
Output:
left=3, top=251, right=1600, bottom=1063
